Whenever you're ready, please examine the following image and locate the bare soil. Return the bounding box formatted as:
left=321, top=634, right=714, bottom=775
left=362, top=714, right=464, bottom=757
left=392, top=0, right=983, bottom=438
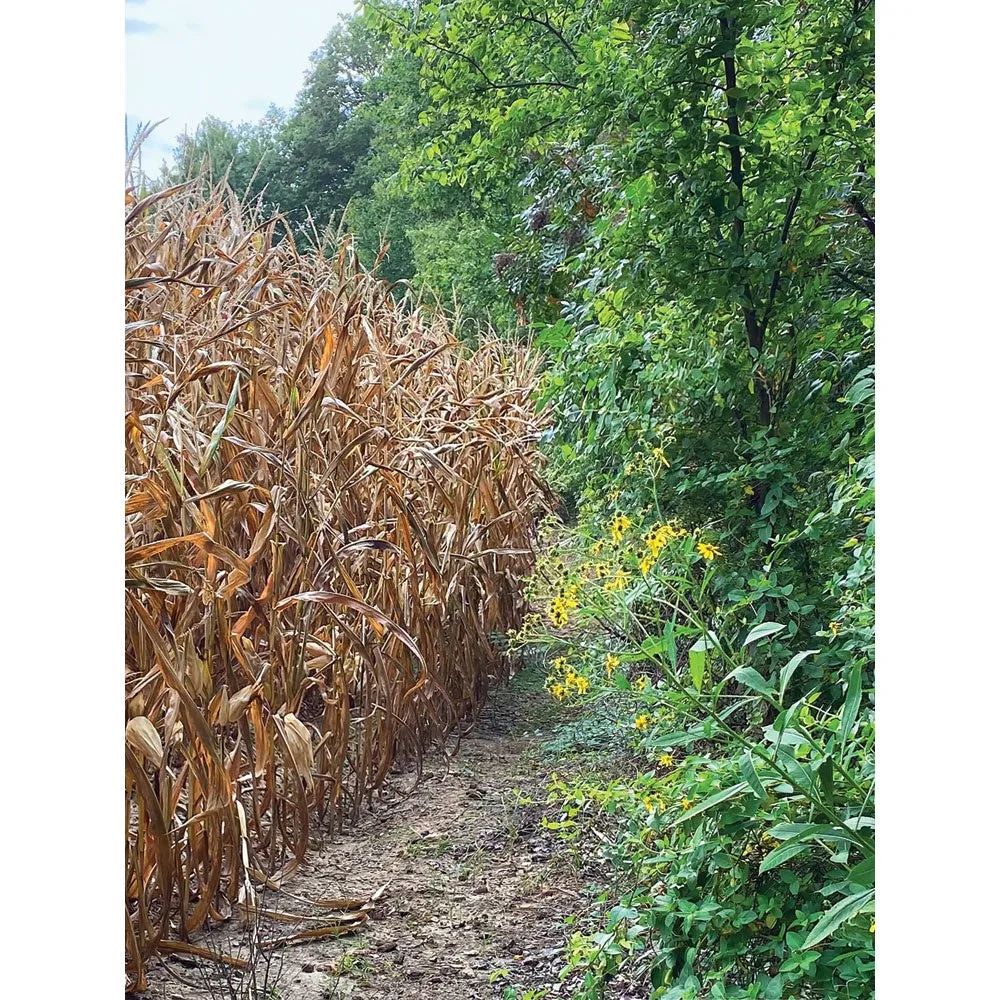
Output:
left=146, top=668, right=604, bottom=1000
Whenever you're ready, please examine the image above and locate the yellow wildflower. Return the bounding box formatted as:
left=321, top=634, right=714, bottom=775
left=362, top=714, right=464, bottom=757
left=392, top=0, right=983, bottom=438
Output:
left=605, top=653, right=621, bottom=675
left=608, top=514, right=632, bottom=544
left=652, top=447, right=669, bottom=467
left=551, top=683, right=566, bottom=701
left=870, top=920, right=875, bottom=934
left=635, top=675, right=648, bottom=692
left=592, top=562, right=610, bottom=580
left=639, top=554, right=654, bottom=575
left=590, top=540, right=604, bottom=555
left=645, top=536, right=663, bottom=559
left=548, top=597, right=570, bottom=627
left=634, top=714, right=650, bottom=731
left=553, top=656, right=569, bottom=673
left=574, top=675, right=589, bottom=694
left=681, top=796, right=693, bottom=811
left=696, top=541, right=722, bottom=561
left=659, top=753, right=674, bottom=768
left=645, top=523, right=680, bottom=559
left=604, top=569, right=629, bottom=592
left=829, top=621, right=841, bottom=636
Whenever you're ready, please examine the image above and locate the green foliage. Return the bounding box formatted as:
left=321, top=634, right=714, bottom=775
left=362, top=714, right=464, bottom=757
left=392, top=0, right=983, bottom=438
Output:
left=161, top=16, right=381, bottom=236
left=409, top=215, right=518, bottom=336
left=375, top=0, right=875, bottom=634
left=511, top=513, right=874, bottom=998
left=163, top=110, right=290, bottom=212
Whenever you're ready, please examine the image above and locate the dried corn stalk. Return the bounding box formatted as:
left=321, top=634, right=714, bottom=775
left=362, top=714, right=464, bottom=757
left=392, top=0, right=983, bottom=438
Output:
left=124, top=181, right=552, bottom=990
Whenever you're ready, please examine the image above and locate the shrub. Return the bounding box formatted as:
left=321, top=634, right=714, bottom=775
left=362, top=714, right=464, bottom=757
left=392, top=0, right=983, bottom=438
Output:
left=511, top=503, right=874, bottom=999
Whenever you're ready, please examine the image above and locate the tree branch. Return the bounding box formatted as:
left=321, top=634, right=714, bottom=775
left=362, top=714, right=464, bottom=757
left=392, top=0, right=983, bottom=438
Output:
left=720, top=14, right=770, bottom=427
left=848, top=195, right=875, bottom=234
left=472, top=80, right=580, bottom=93
left=514, top=11, right=579, bottom=63
left=760, top=148, right=819, bottom=337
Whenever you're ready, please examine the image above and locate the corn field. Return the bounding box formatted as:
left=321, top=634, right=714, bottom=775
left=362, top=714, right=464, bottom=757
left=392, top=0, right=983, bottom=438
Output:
left=124, top=182, right=552, bottom=991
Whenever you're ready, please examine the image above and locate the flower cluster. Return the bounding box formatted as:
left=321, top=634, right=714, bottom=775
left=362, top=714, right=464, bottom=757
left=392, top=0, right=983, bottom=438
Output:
left=505, top=612, right=542, bottom=648
left=622, top=441, right=672, bottom=477
left=546, top=656, right=591, bottom=700
left=608, top=514, right=632, bottom=544
left=644, top=521, right=686, bottom=559
left=643, top=793, right=667, bottom=814
left=548, top=584, right=580, bottom=627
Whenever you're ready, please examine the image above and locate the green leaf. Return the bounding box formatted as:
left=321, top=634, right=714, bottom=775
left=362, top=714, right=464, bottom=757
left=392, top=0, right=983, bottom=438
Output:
left=624, top=173, right=654, bottom=208
left=767, top=822, right=854, bottom=844
left=763, top=724, right=811, bottom=747
left=775, top=744, right=815, bottom=795
left=200, top=373, right=240, bottom=476
left=739, top=751, right=766, bottom=798
left=649, top=730, right=702, bottom=748
left=779, top=649, right=819, bottom=703
left=839, top=662, right=863, bottom=757
left=733, top=666, right=776, bottom=696
left=688, top=645, right=706, bottom=692
left=802, top=889, right=875, bottom=949
left=848, top=856, right=875, bottom=888
left=762, top=974, right=784, bottom=1000
left=669, top=782, right=750, bottom=827
left=691, top=632, right=721, bottom=652
left=819, top=755, right=834, bottom=806
left=640, top=624, right=676, bottom=670
left=759, top=841, right=808, bottom=873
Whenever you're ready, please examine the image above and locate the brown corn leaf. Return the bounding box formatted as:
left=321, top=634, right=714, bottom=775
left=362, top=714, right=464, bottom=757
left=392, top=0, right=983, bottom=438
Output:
left=125, top=717, right=164, bottom=768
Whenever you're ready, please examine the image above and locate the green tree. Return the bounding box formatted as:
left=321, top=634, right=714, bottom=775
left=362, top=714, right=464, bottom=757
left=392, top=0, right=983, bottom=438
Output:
left=277, top=15, right=386, bottom=234
left=164, top=110, right=288, bottom=212
left=377, top=0, right=874, bottom=419
left=376, top=0, right=875, bottom=628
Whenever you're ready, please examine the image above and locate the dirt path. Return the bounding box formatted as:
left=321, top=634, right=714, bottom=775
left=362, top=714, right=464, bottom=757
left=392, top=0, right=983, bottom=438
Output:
left=148, top=668, right=599, bottom=1000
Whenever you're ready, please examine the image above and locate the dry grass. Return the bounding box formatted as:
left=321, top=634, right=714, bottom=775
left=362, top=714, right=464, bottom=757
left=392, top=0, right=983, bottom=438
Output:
left=124, top=181, right=552, bottom=991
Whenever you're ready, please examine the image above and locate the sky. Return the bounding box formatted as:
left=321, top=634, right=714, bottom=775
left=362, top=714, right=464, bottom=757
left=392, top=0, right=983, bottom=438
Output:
left=126, top=0, right=356, bottom=177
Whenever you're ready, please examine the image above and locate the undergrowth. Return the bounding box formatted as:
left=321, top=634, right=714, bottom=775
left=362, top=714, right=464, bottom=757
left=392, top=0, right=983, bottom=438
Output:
left=510, top=506, right=874, bottom=1000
